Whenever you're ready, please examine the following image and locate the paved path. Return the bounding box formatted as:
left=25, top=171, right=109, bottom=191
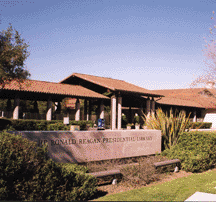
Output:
left=185, top=192, right=216, bottom=201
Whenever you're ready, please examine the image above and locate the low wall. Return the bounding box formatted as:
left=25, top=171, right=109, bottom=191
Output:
left=14, top=130, right=161, bottom=163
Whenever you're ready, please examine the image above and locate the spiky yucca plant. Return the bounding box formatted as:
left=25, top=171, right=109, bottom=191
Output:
left=143, top=108, right=191, bottom=150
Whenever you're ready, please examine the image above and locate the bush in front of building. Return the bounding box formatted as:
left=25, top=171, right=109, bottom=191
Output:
left=47, top=122, right=70, bottom=131
left=0, top=118, right=94, bottom=131
left=0, top=118, right=59, bottom=131
left=57, top=162, right=89, bottom=174
left=187, top=122, right=212, bottom=129
left=46, top=120, right=93, bottom=131
left=0, top=131, right=97, bottom=201
left=162, top=131, right=216, bottom=172
left=121, top=114, right=128, bottom=128
left=70, top=120, right=94, bottom=130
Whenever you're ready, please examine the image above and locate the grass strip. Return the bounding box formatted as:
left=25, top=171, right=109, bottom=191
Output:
left=93, top=170, right=216, bottom=201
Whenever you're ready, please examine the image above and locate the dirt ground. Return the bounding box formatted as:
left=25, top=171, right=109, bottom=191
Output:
left=93, top=167, right=216, bottom=199
left=96, top=169, right=194, bottom=196
left=87, top=156, right=216, bottom=200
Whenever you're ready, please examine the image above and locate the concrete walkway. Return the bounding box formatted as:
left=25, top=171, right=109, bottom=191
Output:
left=185, top=191, right=216, bottom=201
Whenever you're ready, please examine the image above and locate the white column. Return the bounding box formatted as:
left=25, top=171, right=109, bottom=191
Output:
left=55, top=102, right=58, bottom=111
left=146, top=98, right=151, bottom=118
left=75, top=99, right=80, bottom=121
left=100, top=100, right=105, bottom=119
left=151, top=98, right=155, bottom=115
left=13, top=97, right=20, bottom=119
left=46, top=98, right=52, bottom=121
left=193, top=111, right=197, bottom=122
left=111, top=95, right=117, bottom=130
left=117, top=96, right=122, bottom=130
left=1, top=111, right=4, bottom=117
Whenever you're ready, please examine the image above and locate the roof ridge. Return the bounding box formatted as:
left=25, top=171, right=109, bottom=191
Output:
left=13, top=79, right=60, bottom=85
left=17, top=79, right=83, bottom=86
left=153, top=87, right=206, bottom=91
left=74, top=73, right=151, bottom=90
left=73, top=72, right=125, bottom=81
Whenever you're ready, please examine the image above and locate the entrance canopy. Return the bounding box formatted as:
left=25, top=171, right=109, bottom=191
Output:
left=60, top=72, right=163, bottom=97
left=60, top=73, right=164, bottom=129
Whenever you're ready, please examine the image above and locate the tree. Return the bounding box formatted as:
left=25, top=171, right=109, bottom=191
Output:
left=191, top=11, right=216, bottom=87
left=0, top=24, right=30, bottom=89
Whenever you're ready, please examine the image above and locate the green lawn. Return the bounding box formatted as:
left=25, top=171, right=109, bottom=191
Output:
left=93, top=170, right=216, bottom=201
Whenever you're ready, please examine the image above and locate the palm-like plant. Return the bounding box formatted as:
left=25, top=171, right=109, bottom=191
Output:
left=143, top=108, right=191, bottom=150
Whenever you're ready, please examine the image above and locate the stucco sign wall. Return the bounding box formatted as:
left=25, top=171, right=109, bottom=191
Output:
left=14, top=130, right=161, bottom=163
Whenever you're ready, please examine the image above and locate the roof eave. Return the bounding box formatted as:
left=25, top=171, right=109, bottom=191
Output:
left=116, top=89, right=164, bottom=97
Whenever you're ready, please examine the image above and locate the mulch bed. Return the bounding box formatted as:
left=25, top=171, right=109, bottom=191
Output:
left=82, top=155, right=183, bottom=200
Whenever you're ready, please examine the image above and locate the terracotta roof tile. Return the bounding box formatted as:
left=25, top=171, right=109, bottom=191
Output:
left=3, top=79, right=109, bottom=99
left=152, top=88, right=216, bottom=109
left=155, top=97, right=204, bottom=108
left=61, top=73, right=163, bottom=97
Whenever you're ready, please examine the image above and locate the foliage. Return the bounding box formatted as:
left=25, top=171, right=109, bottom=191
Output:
left=120, top=155, right=170, bottom=187
left=0, top=118, right=94, bottom=131
left=162, top=131, right=216, bottom=172
left=0, top=131, right=97, bottom=200
left=121, top=114, right=127, bottom=128
left=57, top=162, right=89, bottom=174
left=187, top=122, right=212, bottom=129
left=133, top=115, right=140, bottom=124
left=144, top=108, right=191, bottom=150
left=0, top=24, right=30, bottom=89
left=47, top=122, right=69, bottom=131
left=46, top=120, right=94, bottom=131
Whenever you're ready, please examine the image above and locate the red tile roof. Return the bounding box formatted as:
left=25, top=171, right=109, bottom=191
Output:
left=60, top=73, right=163, bottom=97
left=152, top=88, right=216, bottom=109
left=3, top=79, right=109, bottom=99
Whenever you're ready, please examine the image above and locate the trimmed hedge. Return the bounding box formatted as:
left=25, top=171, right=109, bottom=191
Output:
left=0, top=131, right=97, bottom=200
left=187, top=122, right=212, bottom=129
left=162, top=131, right=216, bottom=172
left=0, top=118, right=94, bottom=131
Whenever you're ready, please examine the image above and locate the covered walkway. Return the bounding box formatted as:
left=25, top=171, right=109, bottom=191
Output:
left=0, top=79, right=109, bottom=121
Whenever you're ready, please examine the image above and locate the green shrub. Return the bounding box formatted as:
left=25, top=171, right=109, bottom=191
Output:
left=46, top=121, right=93, bottom=131
left=69, top=120, right=94, bottom=130
left=3, top=119, right=59, bottom=131
left=57, top=163, right=88, bottom=174
left=0, top=119, right=94, bottom=131
left=36, top=121, right=48, bottom=131
left=121, top=114, right=127, bottom=128
left=162, top=131, right=216, bottom=172
left=47, top=122, right=70, bottom=131
left=0, top=131, right=97, bottom=200
left=133, top=116, right=140, bottom=124
left=187, top=122, right=212, bottom=129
